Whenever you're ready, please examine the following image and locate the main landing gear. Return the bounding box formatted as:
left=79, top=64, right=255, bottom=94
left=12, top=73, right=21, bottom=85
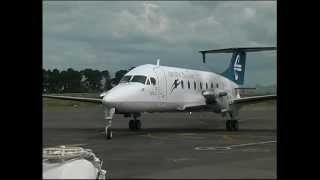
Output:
left=129, top=113, right=142, bottom=131
left=104, top=107, right=115, bottom=140
left=226, top=112, right=239, bottom=131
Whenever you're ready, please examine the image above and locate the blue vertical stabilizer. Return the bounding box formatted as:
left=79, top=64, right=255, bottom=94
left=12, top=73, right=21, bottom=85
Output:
left=221, top=50, right=246, bottom=85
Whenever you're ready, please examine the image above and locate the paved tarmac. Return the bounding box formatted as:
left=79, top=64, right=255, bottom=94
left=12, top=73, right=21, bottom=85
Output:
left=43, top=105, right=276, bottom=179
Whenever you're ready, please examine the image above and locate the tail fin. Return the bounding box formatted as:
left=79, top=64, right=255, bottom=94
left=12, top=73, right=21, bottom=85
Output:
left=199, top=47, right=276, bottom=85
left=221, top=50, right=246, bottom=85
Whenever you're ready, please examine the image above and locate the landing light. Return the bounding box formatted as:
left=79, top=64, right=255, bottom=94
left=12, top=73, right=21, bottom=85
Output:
left=100, top=92, right=108, bottom=98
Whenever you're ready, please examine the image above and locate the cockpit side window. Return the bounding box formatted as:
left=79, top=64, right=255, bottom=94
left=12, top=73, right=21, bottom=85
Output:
left=146, top=78, right=151, bottom=85
left=150, top=77, right=156, bottom=85
left=120, top=75, right=132, bottom=83
left=131, top=75, right=147, bottom=84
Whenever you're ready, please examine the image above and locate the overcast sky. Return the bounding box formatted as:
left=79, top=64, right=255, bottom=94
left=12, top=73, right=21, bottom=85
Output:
left=43, top=1, right=276, bottom=86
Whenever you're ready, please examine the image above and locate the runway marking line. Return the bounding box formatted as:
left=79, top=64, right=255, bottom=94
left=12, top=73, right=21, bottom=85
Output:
left=177, top=133, right=197, bottom=136
left=194, top=140, right=276, bottom=151
left=171, top=158, right=197, bottom=163
left=141, top=133, right=206, bottom=140
left=175, top=133, right=206, bottom=139
left=228, top=140, right=276, bottom=148
left=222, top=135, right=235, bottom=141
left=141, top=133, right=170, bottom=140
left=241, top=148, right=271, bottom=153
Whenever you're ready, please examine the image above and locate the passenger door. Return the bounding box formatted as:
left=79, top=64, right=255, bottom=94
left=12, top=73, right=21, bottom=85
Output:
left=154, top=67, right=167, bottom=106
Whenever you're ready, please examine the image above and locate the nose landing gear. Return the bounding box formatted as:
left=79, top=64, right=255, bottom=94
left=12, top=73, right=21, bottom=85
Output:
left=104, top=107, right=115, bottom=140
left=226, top=112, right=239, bottom=131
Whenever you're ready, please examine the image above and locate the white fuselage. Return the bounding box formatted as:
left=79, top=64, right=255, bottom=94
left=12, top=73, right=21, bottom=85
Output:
left=102, top=64, right=239, bottom=113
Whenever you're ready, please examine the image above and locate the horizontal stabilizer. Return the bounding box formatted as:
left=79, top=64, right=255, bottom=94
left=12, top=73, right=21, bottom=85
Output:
left=234, top=87, right=256, bottom=90
left=199, top=47, right=276, bottom=63
left=199, top=47, right=276, bottom=54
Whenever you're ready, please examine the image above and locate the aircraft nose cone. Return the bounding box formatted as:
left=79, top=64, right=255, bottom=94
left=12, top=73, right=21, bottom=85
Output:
left=102, top=83, right=143, bottom=108
left=102, top=85, right=129, bottom=107
left=102, top=92, right=120, bottom=107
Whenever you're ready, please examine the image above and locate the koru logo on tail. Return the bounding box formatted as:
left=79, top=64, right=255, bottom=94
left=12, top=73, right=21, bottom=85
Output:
left=233, top=54, right=242, bottom=80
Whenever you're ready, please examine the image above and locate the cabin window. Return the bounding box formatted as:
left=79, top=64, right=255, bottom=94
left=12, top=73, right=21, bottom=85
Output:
left=216, top=83, right=219, bottom=88
left=206, top=82, right=208, bottom=90
left=146, top=79, right=151, bottom=85
left=200, top=82, right=202, bottom=90
left=131, top=75, right=147, bottom=84
left=194, top=81, right=196, bottom=90
left=181, top=80, right=184, bottom=89
left=211, top=82, right=214, bottom=88
left=120, top=75, right=132, bottom=83
left=150, top=77, right=156, bottom=85
left=188, top=81, right=190, bottom=89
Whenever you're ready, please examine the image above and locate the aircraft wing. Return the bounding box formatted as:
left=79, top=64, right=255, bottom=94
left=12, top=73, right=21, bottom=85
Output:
left=233, top=94, right=276, bottom=106
left=43, top=95, right=102, bottom=104
left=180, top=104, right=208, bottom=111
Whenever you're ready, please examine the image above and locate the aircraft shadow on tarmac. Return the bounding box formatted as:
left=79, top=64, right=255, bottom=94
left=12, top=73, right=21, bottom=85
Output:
left=46, top=127, right=275, bottom=133
left=48, top=127, right=275, bottom=139
left=110, top=128, right=275, bottom=138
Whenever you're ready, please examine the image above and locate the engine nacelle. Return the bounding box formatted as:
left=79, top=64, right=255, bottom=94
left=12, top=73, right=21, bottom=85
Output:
left=218, top=91, right=227, bottom=97
left=202, top=90, right=229, bottom=113
left=202, top=90, right=227, bottom=104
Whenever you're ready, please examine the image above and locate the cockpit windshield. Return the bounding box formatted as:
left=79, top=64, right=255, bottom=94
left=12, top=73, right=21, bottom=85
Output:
left=131, top=75, right=147, bottom=84
left=120, top=75, right=132, bottom=83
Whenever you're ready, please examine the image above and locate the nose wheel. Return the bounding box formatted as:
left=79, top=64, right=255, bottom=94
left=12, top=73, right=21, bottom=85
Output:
left=105, top=127, right=113, bottom=139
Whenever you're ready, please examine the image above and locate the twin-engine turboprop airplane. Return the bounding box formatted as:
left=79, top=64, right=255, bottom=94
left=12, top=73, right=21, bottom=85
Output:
left=43, top=47, right=276, bottom=140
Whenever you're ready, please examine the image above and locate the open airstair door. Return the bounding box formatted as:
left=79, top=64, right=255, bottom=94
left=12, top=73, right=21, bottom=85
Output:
left=154, top=64, right=167, bottom=108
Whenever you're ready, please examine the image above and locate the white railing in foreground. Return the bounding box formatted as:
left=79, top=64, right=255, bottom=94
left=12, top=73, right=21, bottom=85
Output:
left=43, top=145, right=107, bottom=179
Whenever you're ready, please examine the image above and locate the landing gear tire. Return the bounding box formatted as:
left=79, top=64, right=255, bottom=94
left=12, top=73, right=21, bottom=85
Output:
left=135, top=120, right=141, bottom=130
left=226, top=120, right=239, bottom=131
left=129, top=120, right=135, bottom=130
left=129, top=119, right=141, bottom=130
left=231, top=120, right=239, bottom=131
left=105, top=127, right=112, bottom=139
left=226, top=120, right=232, bottom=131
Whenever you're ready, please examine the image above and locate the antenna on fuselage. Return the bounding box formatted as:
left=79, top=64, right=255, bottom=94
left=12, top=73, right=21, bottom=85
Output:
left=156, top=59, right=160, bottom=67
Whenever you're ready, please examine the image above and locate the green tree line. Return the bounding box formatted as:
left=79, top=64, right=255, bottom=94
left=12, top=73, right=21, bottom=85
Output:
left=43, top=68, right=128, bottom=93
